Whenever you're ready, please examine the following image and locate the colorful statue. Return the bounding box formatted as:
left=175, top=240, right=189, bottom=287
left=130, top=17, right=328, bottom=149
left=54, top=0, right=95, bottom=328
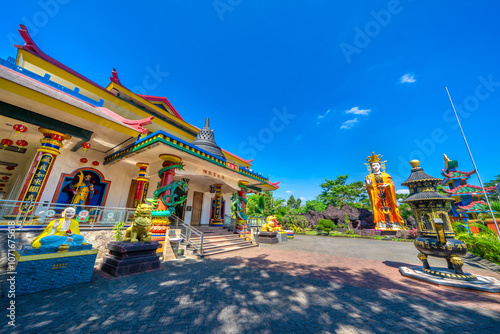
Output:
left=124, top=204, right=153, bottom=243
left=261, top=215, right=283, bottom=232
left=364, top=152, right=405, bottom=230
left=70, top=172, right=95, bottom=205
left=31, top=207, right=87, bottom=250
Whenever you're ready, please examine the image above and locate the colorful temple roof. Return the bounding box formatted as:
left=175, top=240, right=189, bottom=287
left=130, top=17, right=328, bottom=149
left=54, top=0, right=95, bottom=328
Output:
left=443, top=184, right=496, bottom=196
left=456, top=201, right=491, bottom=213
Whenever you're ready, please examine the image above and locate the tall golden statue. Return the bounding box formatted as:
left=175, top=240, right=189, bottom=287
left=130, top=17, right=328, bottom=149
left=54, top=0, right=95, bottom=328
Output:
left=364, top=152, right=405, bottom=230
left=70, top=172, right=95, bottom=205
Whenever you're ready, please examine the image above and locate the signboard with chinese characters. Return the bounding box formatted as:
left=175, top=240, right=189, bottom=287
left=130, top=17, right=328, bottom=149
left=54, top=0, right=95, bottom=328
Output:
left=20, top=154, right=54, bottom=212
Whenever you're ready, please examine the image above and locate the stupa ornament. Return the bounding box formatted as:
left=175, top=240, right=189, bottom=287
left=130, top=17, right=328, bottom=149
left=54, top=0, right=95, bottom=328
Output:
left=192, top=118, right=225, bottom=159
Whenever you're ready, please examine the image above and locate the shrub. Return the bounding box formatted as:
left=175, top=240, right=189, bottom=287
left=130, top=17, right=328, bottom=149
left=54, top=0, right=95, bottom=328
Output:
left=318, top=219, right=335, bottom=229
left=113, top=221, right=125, bottom=241
left=452, top=222, right=500, bottom=265
left=317, top=224, right=324, bottom=231
left=344, top=229, right=355, bottom=235
left=407, top=228, right=418, bottom=239
left=322, top=227, right=330, bottom=235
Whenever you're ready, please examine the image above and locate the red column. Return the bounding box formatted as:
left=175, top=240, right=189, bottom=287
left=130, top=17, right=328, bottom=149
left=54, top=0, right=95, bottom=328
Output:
left=133, top=162, right=149, bottom=208
left=158, top=154, right=183, bottom=200
left=17, top=128, right=70, bottom=213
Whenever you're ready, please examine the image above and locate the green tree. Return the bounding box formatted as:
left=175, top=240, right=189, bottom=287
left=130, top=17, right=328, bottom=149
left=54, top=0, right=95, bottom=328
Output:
left=287, top=195, right=296, bottom=208
left=485, top=175, right=500, bottom=188
left=263, top=191, right=286, bottom=216
left=317, top=175, right=366, bottom=209
left=295, top=197, right=302, bottom=209
left=303, top=199, right=327, bottom=212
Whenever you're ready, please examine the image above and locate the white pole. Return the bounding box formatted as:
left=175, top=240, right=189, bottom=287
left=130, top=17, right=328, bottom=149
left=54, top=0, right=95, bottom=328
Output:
left=445, top=87, right=500, bottom=240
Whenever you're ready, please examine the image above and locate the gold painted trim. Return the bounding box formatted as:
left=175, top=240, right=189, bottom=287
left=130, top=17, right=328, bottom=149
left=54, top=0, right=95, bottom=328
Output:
left=14, top=249, right=98, bottom=262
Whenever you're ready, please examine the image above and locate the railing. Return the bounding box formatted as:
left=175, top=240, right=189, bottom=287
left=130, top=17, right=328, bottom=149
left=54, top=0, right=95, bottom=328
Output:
left=170, top=214, right=204, bottom=256
left=247, top=216, right=267, bottom=227
left=0, top=199, right=136, bottom=230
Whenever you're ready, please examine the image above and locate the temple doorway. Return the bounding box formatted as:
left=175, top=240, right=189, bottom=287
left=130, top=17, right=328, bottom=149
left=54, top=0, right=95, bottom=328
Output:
left=191, top=191, right=203, bottom=226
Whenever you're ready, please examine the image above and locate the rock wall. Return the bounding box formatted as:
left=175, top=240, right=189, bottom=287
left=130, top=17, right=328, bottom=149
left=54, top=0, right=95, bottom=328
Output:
left=305, top=205, right=375, bottom=229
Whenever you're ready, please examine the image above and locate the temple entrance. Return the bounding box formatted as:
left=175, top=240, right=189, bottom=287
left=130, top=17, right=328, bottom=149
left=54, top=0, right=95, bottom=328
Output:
left=191, top=191, right=203, bottom=226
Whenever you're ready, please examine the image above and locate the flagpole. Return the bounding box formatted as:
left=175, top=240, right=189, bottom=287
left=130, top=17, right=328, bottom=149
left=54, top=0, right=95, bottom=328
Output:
left=445, top=87, right=500, bottom=240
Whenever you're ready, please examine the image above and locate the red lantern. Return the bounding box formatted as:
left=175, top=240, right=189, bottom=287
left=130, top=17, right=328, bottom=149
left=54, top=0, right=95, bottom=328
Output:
left=51, top=134, right=63, bottom=142
left=1, top=138, right=13, bottom=149
left=80, top=158, right=88, bottom=165
left=13, top=124, right=27, bottom=137
left=6, top=166, right=15, bottom=171
left=0, top=188, right=3, bottom=191
left=16, top=139, right=28, bottom=151
left=92, top=161, right=99, bottom=167
left=2, top=176, right=9, bottom=181
left=81, top=142, right=91, bottom=152
left=0, top=183, right=5, bottom=186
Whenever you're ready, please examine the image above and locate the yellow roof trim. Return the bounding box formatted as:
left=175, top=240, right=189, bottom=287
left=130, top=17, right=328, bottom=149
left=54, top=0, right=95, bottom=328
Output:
left=17, top=50, right=195, bottom=141
left=0, top=77, right=140, bottom=137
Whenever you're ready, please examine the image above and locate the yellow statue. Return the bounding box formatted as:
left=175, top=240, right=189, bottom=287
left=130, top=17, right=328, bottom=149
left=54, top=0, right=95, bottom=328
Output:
left=364, top=152, right=405, bottom=230
left=70, top=172, right=95, bottom=205
left=261, top=215, right=283, bottom=232
left=124, top=204, right=153, bottom=243
left=32, top=207, right=87, bottom=250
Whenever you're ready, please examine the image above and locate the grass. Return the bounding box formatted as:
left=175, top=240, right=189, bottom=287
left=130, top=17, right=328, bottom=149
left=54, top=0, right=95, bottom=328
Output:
left=297, top=230, right=414, bottom=242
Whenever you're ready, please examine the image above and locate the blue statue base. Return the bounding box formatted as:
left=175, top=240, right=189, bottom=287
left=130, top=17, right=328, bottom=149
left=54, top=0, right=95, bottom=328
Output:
left=7, top=244, right=98, bottom=297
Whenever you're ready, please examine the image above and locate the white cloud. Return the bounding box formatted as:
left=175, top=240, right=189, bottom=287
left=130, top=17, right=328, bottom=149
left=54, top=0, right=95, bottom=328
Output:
left=299, top=197, right=306, bottom=201
left=396, top=189, right=410, bottom=194
left=340, top=118, right=358, bottom=129
left=286, top=190, right=293, bottom=194
left=345, top=107, right=371, bottom=116
left=400, top=73, right=416, bottom=84
left=317, top=109, right=331, bottom=123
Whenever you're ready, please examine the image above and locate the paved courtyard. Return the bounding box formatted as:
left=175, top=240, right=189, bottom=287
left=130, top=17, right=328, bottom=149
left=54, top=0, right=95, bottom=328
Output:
left=2, top=235, right=500, bottom=333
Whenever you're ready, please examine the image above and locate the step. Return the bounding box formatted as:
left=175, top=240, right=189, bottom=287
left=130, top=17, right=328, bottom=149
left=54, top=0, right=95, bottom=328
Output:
left=202, top=244, right=259, bottom=257
left=201, top=240, right=252, bottom=250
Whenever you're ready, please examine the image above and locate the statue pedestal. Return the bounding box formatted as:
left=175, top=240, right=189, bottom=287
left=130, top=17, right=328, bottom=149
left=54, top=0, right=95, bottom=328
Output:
left=9, top=244, right=97, bottom=297
left=100, top=241, right=160, bottom=277
left=258, top=231, right=279, bottom=244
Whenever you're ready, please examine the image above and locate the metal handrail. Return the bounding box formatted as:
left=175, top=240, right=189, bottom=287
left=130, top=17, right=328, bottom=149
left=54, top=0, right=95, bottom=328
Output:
left=171, top=214, right=205, bottom=256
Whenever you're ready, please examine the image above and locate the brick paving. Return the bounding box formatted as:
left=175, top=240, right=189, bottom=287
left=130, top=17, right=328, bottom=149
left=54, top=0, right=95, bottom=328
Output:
left=1, top=235, right=499, bottom=333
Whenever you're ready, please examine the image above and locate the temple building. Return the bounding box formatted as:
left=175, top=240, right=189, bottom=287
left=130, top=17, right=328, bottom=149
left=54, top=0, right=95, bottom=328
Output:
left=0, top=25, right=279, bottom=226
left=440, top=154, right=496, bottom=222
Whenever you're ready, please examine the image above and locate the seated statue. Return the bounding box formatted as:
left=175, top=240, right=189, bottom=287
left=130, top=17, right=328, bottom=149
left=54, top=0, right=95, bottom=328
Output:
left=31, top=207, right=87, bottom=250
left=261, top=215, right=283, bottom=232
left=365, top=152, right=405, bottom=230
left=124, top=204, right=153, bottom=243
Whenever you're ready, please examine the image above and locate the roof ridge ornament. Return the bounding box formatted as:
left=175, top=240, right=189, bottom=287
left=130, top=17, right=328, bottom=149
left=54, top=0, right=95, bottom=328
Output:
left=192, top=117, right=225, bottom=159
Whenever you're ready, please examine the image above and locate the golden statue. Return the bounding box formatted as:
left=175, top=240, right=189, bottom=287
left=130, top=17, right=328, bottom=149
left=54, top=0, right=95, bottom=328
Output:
left=261, top=215, right=283, bottom=232
left=124, top=204, right=153, bottom=243
left=70, top=172, right=95, bottom=205
left=364, top=152, right=405, bottom=230
left=32, top=207, right=87, bottom=250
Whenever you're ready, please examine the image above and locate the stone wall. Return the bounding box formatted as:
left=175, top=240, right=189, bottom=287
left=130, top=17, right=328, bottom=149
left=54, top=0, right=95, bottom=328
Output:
left=305, top=205, right=375, bottom=229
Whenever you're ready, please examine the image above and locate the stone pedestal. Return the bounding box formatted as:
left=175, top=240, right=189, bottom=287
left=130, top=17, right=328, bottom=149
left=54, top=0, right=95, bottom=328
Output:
left=258, top=231, right=279, bottom=244
left=277, top=232, right=288, bottom=243
left=100, top=241, right=160, bottom=277
left=9, top=244, right=97, bottom=296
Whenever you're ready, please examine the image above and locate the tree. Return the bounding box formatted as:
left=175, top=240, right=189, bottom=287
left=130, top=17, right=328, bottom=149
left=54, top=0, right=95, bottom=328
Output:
left=263, top=191, right=286, bottom=216
left=287, top=195, right=296, bottom=208
left=303, top=199, right=327, bottom=212
left=295, top=197, right=302, bottom=209
left=485, top=175, right=500, bottom=188
left=317, top=175, right=366, bottom=209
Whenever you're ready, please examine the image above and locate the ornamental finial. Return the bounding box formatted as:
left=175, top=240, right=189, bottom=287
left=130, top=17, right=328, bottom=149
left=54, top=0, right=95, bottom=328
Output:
left=366, top=152, right=382, bottom=165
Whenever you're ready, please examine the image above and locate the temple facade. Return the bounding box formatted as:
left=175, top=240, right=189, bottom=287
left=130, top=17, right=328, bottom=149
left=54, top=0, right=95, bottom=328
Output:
left=440, top=155, right=495, bottom=222
left=0, top=25, right=279, bottom=226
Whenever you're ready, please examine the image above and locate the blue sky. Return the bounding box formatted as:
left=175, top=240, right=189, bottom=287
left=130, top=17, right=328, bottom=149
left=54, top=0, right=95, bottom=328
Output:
left=2, top=1, right=500, bottom=202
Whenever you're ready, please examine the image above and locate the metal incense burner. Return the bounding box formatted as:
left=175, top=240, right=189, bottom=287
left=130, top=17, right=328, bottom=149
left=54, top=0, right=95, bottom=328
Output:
left=401, top=160, right=475, bottom=281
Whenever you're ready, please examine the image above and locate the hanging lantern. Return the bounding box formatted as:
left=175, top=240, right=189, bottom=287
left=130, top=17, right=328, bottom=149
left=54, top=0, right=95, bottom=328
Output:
left=92, top=161, right=99, bottom=167
left=6, top=166, right=15, bottom=171
left=81, top=142, right=91, bottom=152
left=80, top=158, right=88, bottom=165
left=51, top=134, right=63, bottom=142
left=13, top=124, right=27, bottom=137
left=2, top=176, right=9, bottom=181
left=0, top=183, right=5, bottom=187
left=0, top=188, right=3, bottom=191
left=1, top=138, right=13, bottom=149
left=16, top=139, right=28, bottom=151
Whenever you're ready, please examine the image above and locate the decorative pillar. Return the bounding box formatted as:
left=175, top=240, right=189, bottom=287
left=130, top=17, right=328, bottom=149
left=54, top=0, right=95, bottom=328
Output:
left=133, top=163, right=149, bottom=208
left=158, top=154, right=182, bottom=200
left=211, top=184, right=223, bottom=226
left=237, top=181, right=249, bottom=224
left=17, top=128, right=71, bottom=212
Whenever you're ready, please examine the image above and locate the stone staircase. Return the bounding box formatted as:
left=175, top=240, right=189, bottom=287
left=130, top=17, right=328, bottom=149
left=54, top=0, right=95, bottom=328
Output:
left=186, top=226, right=258, bottom=257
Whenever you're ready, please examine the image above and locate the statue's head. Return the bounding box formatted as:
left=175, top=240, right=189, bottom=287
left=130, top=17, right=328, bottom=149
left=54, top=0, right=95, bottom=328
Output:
left=366, top=152, right=385, bottom=174
left=371, top=162, right=381, bottom=174
left=62, top=207, right=76, bottom=219
left=135, top=204, right=152, bottom=217
left=266, top=215, right=276, bottom=224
